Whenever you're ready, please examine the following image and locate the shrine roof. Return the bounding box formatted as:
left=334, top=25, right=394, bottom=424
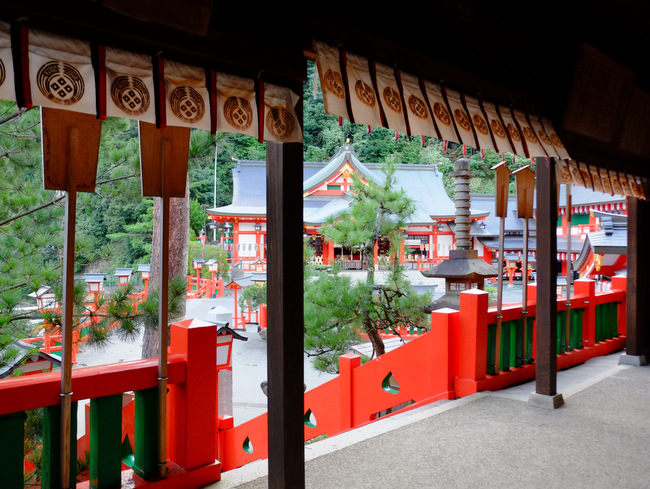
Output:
left=208, top=147, right=489, bottom=224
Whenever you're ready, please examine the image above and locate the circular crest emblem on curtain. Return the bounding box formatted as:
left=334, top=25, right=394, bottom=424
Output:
left=0, top=59, right=5, bottom=87
left=507, top=123, right=521, bottom=141
left=354, top=80, right=376, bottom=107
left=538, top=129, right=552, bottom=145
left=170, top=86, right=205, bottom=124
left=472, top=114, right=489, bottom=135
left=323, top=69, right=345, bottom=98
left=454, top=109, right=471, bottom=131
left=382, top=87, right=402, bottom=113
left=523, top=126, right=539, bottom=144
left=36, top=61, right=85, bottom=105
left=490, top=119, right=506, bottom=138
left=111, top=75, right=150, bottom=116
left=266, top=106, right=295, bottom=141
left=408, top=95, right=428, bottom=119
left=433, top=102, right=451, bottom=125
left=550, top=133, right=565, bottom=148
left=224, top=96, right=253, bottom=130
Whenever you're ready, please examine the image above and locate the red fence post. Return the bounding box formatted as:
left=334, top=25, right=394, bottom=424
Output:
left=338, top=353, right=360, bottom=432
left=611, top=275, right=627, bottom=336
left=169, top=318, right=217, bottom=470
left=430, top=308, right=458, bottom=394
left=259, top=303, right=267, bottom=331
left=574, top=278, right=596, bottom=347
left=457, top=289, right=489, bottom=383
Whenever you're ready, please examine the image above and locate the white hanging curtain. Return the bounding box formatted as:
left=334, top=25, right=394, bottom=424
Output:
left=28, top=27, right=96, bottom=114
left=0, top=21, right=15, bottom=102
left=262, top=82, right=303, bottom=143
left=105, top=46, right=156, bottom=123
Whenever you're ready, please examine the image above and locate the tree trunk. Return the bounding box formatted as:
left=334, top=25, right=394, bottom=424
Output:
left=365, top=319, right=385, bottom=358
left=141, top=182, right=190, bottom=358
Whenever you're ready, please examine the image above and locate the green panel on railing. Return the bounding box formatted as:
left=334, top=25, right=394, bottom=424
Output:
left=556, top=308, right=585, bottom=353
left=571, top=309, right=583, bottom=350
left=133, top=387, right=159, bottom=480
left=487, top=318, right=530, bottom=374
left=90, top=394, right=122, bottom=489
left=595, top=302, right=619, bottom=343
left=0, top=411, right=26, bottom=489
left=513, top=316, right=535, bottom=367
left=42, top=402, right=78, bottom=489
left=556, top=311, right=566, bottom=354
left=487, top=322, right=496, bottom=375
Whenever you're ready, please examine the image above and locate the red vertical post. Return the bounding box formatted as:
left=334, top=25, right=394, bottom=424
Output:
left=574, top=278, right=596, bottom=347
left=259, top=303, right=267, bottom=331
left=430, top=309, right=458, bottom=393
left=457, top=289, right=489, bottom=382
left=338, top=353, right=360, bottom=432
left=169, top=318, right=217, bottom=470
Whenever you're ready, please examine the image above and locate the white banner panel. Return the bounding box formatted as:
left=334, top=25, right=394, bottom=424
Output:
left=464, top=94, right=495, bottom=151
left=374, top=62, right=407, bottom=135
left=423, top=80, right=459, bottom=144
left=28, top=28, right=96, bottom=114
left=345, top=52, right=382, bottom=128
left=399, top=72, right=437, bottom=137
left=313, top=40, right=349, bottom=121
left=105, top=46, right=156, bottom=123
left=263, top=83, right=302, bottom=143
left=497, top=105, right=526, bottom=156
left=0, top=22, right=15, bottom=101
left=164, top=59, right=210, bottom=130
left=215, top=72, right=258, bottom=138
left=445, top=87, right=476, bottom=148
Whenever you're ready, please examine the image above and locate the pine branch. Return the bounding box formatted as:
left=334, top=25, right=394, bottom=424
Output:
left=0, top=195, right=65, bottom=227
left=0, top=107, right=27, bottom=126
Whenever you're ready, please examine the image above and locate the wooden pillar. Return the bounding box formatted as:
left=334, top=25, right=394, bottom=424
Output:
left=529, top=157, right=564, bottom=408
left=620, top=197, right=650, bottom=365
left=266, top=140, right=305, bottom=488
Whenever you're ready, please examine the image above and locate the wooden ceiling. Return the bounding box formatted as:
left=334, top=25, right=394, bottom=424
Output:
left=2, top=1, right=649, bottom=176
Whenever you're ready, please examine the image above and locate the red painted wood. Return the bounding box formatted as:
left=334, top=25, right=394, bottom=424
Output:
left=0, top=355, right=186, bottom=416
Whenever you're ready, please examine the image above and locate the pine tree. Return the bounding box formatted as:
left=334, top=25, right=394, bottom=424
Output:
left=305, top=163, right=432, bottom=371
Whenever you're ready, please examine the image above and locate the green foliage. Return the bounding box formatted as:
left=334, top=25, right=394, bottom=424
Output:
left=187, top=240, right=229, bottom=279
left=304, top=270, right=362, bottom=373
left=305, top=163, right=431, bottom=371
left=321, top=161, right=414, bottom=282
left=189, top=199, right=207, bottom=236
left=138, top=275, right=187, bottom=333
left=239, top=283, right=267, bottom=312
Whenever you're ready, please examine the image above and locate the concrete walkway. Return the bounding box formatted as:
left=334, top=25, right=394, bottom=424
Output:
left=210, top=350, right=650, bottom=489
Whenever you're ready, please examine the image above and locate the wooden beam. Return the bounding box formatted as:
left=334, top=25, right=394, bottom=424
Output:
left=623, top=197, right=650, bottom=364
left=266, top=140, right=305, bottom=488
left=530, top=157, right=563, bottom=408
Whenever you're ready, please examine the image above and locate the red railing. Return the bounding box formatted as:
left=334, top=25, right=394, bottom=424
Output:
left=0, top=319, right=222, bottom=489
left=218, top=276, right=627, bottom=471
left=2, top=277, right=627, bottom=484
left=186, top=276, right=225, bottom=299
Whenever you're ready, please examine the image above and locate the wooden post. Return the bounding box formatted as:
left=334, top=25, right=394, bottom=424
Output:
left=41, top=107, right=101, bottom=489
left=514, top=165, right=535, bottom=366
left=266, top=140, right=305, bottom=489
left=529, top=157, right=564, bottom=408
left=138, top=121, right=191, bottom=479
left=620, top=197, right=650, bottom=365
left=565, top=183, right=573, bottom=351
left=491, top=162, right=511, bottom=374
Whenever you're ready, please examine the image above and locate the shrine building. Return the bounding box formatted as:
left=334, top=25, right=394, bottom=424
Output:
left=208, top=141, right=492, bottom=272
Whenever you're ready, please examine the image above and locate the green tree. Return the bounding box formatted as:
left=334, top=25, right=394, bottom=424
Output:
left=305, top=162, right=432, bottom=370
